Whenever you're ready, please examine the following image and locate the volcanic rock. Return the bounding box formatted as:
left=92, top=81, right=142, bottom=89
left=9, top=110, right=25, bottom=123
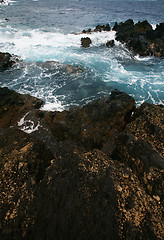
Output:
left=106, top=40, right=115, bottom=47
left=0, top=87, right=163, bottom=240
left=113, top=19, right=164, bottom=57
left=82, top=24, right=111, bottom=34
left=0, top=87, right=43, bottom=128
left=94, top=24, right=111, bottom=32
left=81, top=37, right=92, bottom=48
left=41, top=89, right=135, bottom=151
left=0, top=52, right=18, bottom=71
left=0, top=128, right=54, bottom=240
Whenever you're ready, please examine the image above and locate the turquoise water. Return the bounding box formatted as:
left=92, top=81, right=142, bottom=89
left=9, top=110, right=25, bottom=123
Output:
left=0, top=0, right=164, bottom=110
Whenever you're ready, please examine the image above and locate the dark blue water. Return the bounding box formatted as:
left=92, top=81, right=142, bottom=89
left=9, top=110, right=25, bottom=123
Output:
left=0, top=0, right=164, bottom=110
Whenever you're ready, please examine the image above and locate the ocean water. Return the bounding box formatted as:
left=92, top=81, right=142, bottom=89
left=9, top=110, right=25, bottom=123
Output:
left=0, top=0, right=164, bottom=111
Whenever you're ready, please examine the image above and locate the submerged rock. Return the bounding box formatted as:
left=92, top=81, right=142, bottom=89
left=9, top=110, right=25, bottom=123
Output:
left=37, top=61, right=84, bottom=75
left=0, top=87, right=163, bottom=240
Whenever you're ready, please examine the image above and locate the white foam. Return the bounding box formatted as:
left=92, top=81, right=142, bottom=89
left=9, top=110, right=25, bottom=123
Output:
left=151, top=24, right=156, bottom=30
left=83, top=31, right=116, bottom=47
left=134, top=54, right=153, bottom=61
left=0, top=25, right=117, bottom=61
left=0, top=0, right=15, bottom=5
left=18, top=112, right=41, bottom=134
left=40, top=101, right=64, bottom=112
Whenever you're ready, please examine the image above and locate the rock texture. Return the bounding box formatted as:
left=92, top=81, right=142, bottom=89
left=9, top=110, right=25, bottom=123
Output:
left=0, top=52, right=18, bottom=71
left=81, top=37, right=92, bottom=48
left=82, top=24, right=111, bottom=34
left=0, top=87, right=43, bottom=128
left=113, top=19, right=164, bottom=57
left=0, top=87, right=163, bottom=240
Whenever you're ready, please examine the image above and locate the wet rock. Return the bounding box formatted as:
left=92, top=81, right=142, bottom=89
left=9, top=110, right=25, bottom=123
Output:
left=42, top=89, right=135, bottom=150
left=106, top=39, right=115, bottom=47
left=0, top=52, right=18, bottom=71
left=81, top=37, right=92, bottom=48
left=0, top=87, right=43, bottom=128
left=81, top=24, right=111, bottom=34
left=113, top=19, right=134, bottom=33
left=113, top=19, right=164, bottom=57
left=94, top=24, right=111, bottom=32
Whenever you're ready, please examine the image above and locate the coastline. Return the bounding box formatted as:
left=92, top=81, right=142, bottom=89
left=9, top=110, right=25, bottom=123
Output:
left=0, top=86, right=163, bottom=239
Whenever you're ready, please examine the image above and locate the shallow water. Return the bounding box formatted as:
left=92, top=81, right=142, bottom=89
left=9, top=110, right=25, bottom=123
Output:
left=0, top=0, right=164, bottom=110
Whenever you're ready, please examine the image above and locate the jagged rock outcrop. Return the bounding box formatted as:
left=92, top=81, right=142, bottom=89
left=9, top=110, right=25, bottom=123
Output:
left=0, top=52, right=18, bottom=71
left=0, top=87, right=43, bottom=128
left=0, top=87, right=163, bottom=240
left=40, top=89, right=135, bottom=151
left=82, top=24, right=111, bottom=34
left=113, top=19, right=164, bottom=57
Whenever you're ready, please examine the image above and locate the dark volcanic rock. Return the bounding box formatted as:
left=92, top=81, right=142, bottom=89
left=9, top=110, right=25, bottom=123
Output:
left=113, top=19, right=134, bottom=33
left=113, top=19, right=164, bottom=57
left=82, top=23, right=111, bottom=34
left=0, top=128, right=53, bottom=240
left=94, top=24, right=111, bottom=32
left=106, top=39, right=115, bottom=47
left=41, top=89, right=135, bottom=151
left=0, top=52, right=18, bottom=71
left=81, top=37, right=92, bottom=48
left=27, top=148, right=120, bottom=240
left=0, top=87, right=43, bottom=128
left=0, top=88, right=163, bottom=240
left=126, top=102, right=164, bottom=158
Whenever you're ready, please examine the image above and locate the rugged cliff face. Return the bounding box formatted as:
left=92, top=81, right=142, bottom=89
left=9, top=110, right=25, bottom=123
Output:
left=0, top=87, right=163, bottom=240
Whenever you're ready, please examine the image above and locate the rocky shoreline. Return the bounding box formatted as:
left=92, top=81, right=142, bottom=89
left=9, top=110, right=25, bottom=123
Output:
left=0, top=87, right=163, bottom=240
left=80, top=19, right=164, bottom=58
left=0, top=18, right=163, bottom=240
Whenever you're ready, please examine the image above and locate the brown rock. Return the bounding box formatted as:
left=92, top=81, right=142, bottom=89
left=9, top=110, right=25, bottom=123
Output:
left=0, top=87, right=43, bottom=128
left=0, top=52, right=18, bottom=71
left=106, top=40, right=115, bottom=47
left=81, top=37, right=92, bottom=48
left=0, top=128, right=53, bottom=240
left=0, top=88, right=163, bottom=240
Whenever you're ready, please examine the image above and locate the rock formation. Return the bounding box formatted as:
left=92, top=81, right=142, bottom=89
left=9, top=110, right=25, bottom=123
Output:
left=113, top=19, right=164, bottom=57
left=0, top=87, right=163, bottom=240
left=0, top=52, right=18, bottom=71
left=82, top=24, right=111, bottom=34
left=81, top=37, right=92, bottom=48
left=106, top=40, right=115, bottom=47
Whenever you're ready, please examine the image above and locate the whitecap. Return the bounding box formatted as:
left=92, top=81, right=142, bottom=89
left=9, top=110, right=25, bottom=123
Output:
left=40, top=101, right=64, bottom=112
